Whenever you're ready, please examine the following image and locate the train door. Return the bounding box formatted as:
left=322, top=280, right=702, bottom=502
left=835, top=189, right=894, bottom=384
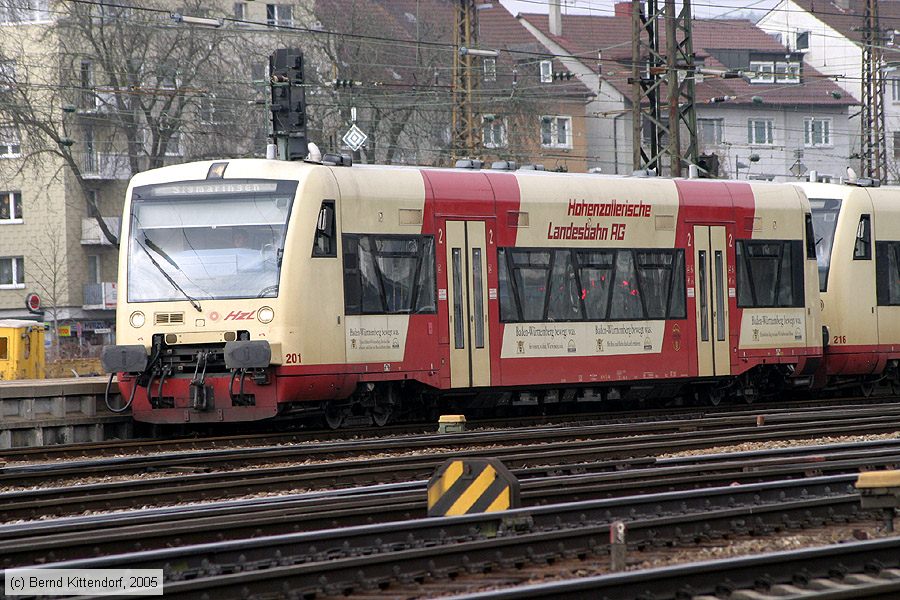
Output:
left=446, top=220, right=491, bottom=388
left=693, top=225, right=730, bottom=377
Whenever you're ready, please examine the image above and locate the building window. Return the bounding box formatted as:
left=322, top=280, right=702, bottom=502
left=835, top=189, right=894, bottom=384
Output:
left=0, top=191, right=22, bottom=222
left=749, top=61, right=774, bottom=83
left=0, top=0, right=49, bottom=24
left=698, top=118, right=724, bottom=146
left=483, top=117, right=506, bottom=148
left=775, top=61, right=800, bottom=82
left=233, top=2, right=247, bottom=21
left=892, top=79, right=900, bottom=103
left=804, top=118, right=831, bottom=147
left=79, top=60, right=94, bottom=109
left=748, top=119, right=774, bottom=145
left=199, top=95, right=218, bottom=124
left=0, top=256, right=24, bottom=288
left=0, top=126, right=20, bottom=157
left=894, top=131, right=900, bottom=159
left=266, top=4, right=292, bottom=27
left=795, top=30, right=810, bottom=50
left=539, top=60, right=553, bottom=83
left=87, top=255, right=101, bottom=284
left=164, top=130, right=183, bottom=156
left=541, top=115, right=572, bottom=149
left=0, top=60, right=16, bottom=89
left=483, top=58, right=496, bottom=82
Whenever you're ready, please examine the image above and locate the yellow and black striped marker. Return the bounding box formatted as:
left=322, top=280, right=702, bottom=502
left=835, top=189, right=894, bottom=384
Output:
left=427, top=458, right=520, bottom=517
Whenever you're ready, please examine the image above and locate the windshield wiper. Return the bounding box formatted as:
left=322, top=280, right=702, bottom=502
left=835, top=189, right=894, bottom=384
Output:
left=137, top=239, right=203, bottom=312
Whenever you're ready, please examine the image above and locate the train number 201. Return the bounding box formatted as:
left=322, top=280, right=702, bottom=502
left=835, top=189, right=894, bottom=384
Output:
left=832, top=335, right=847, bottom=345
left=285, top=353, right=301, bottom=364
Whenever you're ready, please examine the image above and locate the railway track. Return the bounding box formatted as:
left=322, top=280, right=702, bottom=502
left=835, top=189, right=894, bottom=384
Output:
left=2, top=405, right=900, bottom=521
left=1, top=395, right=890, bottom=463
left=14, top=471, right=882, bottom=598
left=5, top=402, right=900, bottom=481
left=452, top=537, right=900, bottom=599
left=3, top=438, right=900, bottom=567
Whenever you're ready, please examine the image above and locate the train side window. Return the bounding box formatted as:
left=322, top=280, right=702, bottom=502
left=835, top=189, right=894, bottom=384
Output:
left=854, top=214, right=871, bottom=260
left=573, top=250, right=614, bottom=321
left=735, top=240, right=804, bottom=308
left=0, top=337, right=6, bottom=360
left=312, top=201, right=336, bottom=257
left=342, top=234, right=436, bottom=315
left=876, top=241, right=900, bottom=305
left=610, top=251, right=643, bottom=320
left=804, top=214, right=816, bottom=260
left=547, top=249, right=583, bottom=320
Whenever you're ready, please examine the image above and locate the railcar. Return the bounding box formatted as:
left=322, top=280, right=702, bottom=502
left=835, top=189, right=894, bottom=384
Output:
left=800, top=182, right=900, bottom=390
left=102, top=158, right=822, bottom=425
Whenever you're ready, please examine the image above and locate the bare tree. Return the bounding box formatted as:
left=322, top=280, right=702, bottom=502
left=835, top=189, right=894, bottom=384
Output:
left=27, top=229, right=68, bottom=360
left=0, top=0, right=274, bottom=245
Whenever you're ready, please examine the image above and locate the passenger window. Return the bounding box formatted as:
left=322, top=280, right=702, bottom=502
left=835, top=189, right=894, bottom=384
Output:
left=804, top=214, right=816, bottom=260
left=875, top=241, right=900, bottom=305
left=735, top=240, right=804, bottom=308
left=342, top=234, right=436, bottom=315
left=312, top=201, right=336, bottom=257
left=854, top=214, right=871, bottom=260
left=0, top=337, right=7, bottom=360
left=498, top=247, right=686, bottom=322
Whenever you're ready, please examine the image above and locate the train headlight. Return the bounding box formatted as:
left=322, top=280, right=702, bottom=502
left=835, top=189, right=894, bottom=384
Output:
left=129, top=311, right=145, bottom=328
left=257, top=306, right=275, bottom=323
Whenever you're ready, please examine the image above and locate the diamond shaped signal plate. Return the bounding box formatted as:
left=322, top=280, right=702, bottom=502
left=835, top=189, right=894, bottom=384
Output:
left=342, top=125, right=368, bottom=151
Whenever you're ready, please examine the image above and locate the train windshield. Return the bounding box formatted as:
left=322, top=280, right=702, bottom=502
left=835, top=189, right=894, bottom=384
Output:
left=808, top=197, right=841, bottom=292
left=127, top=180, right=297, bottom=302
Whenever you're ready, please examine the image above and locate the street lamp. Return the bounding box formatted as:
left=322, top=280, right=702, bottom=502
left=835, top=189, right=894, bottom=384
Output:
left=170, top=13, right=223, bottom=28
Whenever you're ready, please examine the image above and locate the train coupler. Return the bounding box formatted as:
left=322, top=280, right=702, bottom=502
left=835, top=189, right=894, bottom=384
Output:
left=190, top=350, right=212, bottom=410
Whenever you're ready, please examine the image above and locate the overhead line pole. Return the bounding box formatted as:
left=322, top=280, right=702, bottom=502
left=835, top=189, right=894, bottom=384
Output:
left=452, top=0, right=480, bottom=159
left=860, top=0, right=887, bottom=182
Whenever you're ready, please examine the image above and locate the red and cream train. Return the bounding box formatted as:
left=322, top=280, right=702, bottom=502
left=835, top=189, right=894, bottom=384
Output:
left=100, top=157, right=892, bottom=425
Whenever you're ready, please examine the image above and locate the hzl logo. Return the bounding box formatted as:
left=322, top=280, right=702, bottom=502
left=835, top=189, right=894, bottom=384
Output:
left=224, top=310, right=255, bottom=321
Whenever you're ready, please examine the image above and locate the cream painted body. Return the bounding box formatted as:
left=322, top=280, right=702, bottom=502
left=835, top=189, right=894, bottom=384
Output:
left=795, top=183, right=883, bottom=352
left=738, top=183, right=821, bottom=354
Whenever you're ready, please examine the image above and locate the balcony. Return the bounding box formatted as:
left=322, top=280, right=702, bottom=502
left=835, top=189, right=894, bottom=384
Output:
left=83, top=282, right=117, bottom=310
left=81, top=217, right=121, bottom=246
left=79, top=149, right=131, bottom=180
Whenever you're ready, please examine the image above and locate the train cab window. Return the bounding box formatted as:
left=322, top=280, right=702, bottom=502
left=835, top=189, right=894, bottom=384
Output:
left=736, top=240, right=804, bottom=308
left=342, top=234, right=436, bottom=315
left=312, top=201, right=336, bottom=257
left=498, top=247, right=686, bottom=322
left=875, top=241, right=900, bottom=305
left=809, top=198, right=842, bottom=291
left=804, top=214, right=816, bottom=260
left=0, top=337, right=6, bottom=360
left=854, top=214, right=872, bottom=260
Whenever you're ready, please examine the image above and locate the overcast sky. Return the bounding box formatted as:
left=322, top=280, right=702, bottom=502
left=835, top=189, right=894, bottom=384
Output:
left=498, top=0, right=780, bottom=20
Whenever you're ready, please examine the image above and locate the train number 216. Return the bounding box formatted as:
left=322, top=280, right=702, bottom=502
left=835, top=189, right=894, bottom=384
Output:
left=832, top=335, right=847, bottom=345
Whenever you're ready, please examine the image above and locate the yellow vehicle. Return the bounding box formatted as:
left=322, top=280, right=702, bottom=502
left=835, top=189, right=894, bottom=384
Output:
left=0, top=319, right=45, bottom=380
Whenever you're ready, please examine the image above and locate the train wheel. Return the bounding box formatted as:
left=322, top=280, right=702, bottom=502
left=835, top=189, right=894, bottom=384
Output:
left=859, top=382, right=876, bottom=398
left=323, top=401, right=347, bottom=430
left=371, top=385, right=397, bottom=427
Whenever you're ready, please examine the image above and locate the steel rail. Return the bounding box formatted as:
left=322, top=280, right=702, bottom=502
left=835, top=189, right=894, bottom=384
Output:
left=5, top=405, right=900, bottom=482
left=3, top=417, right=900, bottom=522
left=0, top=397, right=896, bottom=464
left=16, top=475, right=871, bottom=598
left=7, top=437, right=900, bottom=567
left=452, top=537, right=900, bottom=599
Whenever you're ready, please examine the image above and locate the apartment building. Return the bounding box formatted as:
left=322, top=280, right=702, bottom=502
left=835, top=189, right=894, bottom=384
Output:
left=758, top=0, right=900, bottom=180
left=518, top=2, right=856, bottom=181
left=0, top=0, right=303, bottom=356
